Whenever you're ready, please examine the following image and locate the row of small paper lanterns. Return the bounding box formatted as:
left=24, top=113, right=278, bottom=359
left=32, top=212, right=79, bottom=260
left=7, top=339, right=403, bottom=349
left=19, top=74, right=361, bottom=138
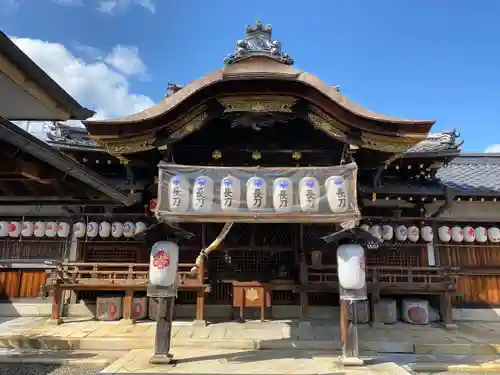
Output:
left=75, top=222, right=148, bottom=238
left=360, top=224, right=500, bottom=243
left=0, top=221, right=147, bottom=239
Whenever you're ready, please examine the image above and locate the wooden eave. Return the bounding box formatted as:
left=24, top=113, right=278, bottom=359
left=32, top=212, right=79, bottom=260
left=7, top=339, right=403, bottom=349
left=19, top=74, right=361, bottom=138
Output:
left=0, top=117, right=139, bottom=206
left=0, top=31, right=94, bottom=121
left=84, top=57, right=435, bottom=154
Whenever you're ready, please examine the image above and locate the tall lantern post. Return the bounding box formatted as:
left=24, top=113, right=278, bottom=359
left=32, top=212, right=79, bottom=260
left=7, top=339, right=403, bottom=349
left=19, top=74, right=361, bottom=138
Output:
left=323, top=226, right=380, bottom=367
left=134, top=221, right=195, bottom=365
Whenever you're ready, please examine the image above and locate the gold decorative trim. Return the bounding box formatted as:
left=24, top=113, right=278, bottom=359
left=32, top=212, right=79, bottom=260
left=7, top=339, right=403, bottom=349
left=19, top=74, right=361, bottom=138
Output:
left=307, top=106, right=347, bottom=140
left=168, top=109, right=208, bottom=142
left=97, top=133, right=156, bottom=155
left=218, top=95, right=297, bottom=113
left=360, top=132, right=416, bottom=153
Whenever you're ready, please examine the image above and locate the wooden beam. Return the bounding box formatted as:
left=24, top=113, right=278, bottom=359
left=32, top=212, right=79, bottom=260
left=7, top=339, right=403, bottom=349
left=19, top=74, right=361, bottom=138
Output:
left=0, top=158, right=58, bottom=184
left=0, top=55, right=70, bottom=120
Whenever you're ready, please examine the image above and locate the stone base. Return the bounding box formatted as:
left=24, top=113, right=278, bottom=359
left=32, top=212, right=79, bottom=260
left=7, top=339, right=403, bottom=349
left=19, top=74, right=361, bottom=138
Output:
left=339, top=356, right=364, bottom=366
left=44, top=318, right=62, bottom=326
left=119, top=318, right=134, bottom=325
left=443, top=323, right=458, bottom=329
left=149, top=353, right=174, bottom=365
left=192, top=320, right=206, bottom=327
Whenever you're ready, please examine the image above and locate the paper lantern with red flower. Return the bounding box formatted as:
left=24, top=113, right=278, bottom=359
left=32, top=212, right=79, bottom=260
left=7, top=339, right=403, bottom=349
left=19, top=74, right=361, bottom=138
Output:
left=9, top=222, right=21, bottom=237
left=149, top=241, right=179, bottom=287
left=463, top=226, right=476, bottom=243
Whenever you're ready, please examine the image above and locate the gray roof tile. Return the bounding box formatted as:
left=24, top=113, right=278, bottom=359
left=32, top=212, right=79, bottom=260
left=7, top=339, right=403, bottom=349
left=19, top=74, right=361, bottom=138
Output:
left=406, top=130, right=462, bottom=154
left=437, top=154, right=500, bottom=195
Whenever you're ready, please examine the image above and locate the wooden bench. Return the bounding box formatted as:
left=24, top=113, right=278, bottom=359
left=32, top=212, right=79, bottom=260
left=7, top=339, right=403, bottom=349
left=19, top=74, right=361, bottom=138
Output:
left=44, top=261, right=206, bottom=324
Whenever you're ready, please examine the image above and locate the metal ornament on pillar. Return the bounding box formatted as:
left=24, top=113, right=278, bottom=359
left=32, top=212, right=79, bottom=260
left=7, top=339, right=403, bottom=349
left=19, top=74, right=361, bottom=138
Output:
left=337, top=244, right=367, bottom=301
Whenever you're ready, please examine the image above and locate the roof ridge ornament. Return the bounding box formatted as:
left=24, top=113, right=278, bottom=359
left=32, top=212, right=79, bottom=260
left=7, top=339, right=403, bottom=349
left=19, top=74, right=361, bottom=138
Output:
left=224, top=21, right=294, bottom=66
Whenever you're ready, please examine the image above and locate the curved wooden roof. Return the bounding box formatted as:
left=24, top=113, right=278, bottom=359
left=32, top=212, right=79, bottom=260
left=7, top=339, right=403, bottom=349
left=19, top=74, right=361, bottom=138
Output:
left=84, top=56, right=434, bottom=135
left=83, top=22, right=435, bottom=157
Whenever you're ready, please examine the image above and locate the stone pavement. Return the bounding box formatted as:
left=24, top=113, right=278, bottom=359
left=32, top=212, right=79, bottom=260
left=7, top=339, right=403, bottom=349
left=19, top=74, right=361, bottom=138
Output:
left=1, top=317, right=500, bottom=356
left=99, top=348, right=407, bottom=374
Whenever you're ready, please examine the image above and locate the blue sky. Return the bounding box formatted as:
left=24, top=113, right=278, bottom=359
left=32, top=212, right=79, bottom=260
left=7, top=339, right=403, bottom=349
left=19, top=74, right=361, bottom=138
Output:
left=1, top=0, right=499, bottom=152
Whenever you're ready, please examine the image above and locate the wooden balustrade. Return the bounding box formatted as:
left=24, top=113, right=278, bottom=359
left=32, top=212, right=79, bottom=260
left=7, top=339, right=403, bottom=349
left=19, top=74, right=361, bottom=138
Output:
left=45, top=261, right=206, bottom=324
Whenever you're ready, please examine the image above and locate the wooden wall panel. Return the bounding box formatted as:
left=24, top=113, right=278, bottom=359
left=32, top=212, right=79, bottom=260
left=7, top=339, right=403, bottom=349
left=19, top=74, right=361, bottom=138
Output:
left=0, top=271, right=21, bottom=298
left=19, top=271, right=46, bottom=297
left=438, top=244, right=500, bottom=305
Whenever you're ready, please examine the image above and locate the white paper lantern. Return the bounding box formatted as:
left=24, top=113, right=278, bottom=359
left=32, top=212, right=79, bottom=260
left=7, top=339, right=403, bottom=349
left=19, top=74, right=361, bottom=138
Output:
left=21, top=222, right=34, bottom=237
left=86, top=222, right=98, bottom=238
left=45, top=222, right=57, bottom=238
left=220, top=176, right=241, bottom=211
left=99, top=222, right=111, bottom=238
left=487, top=227, right=500, bottom=243
left=438, top=226, right=451, bottom=242
left=111, top=222, right=124, bottom=238
left=395, top=225, right=408, bottom=241
left=451, top=226, right=464, bottom=243
left=272, top=178, right=293, bottom=212
left=325, top=176, right=349, bottom=213
left=168, top=175, right=189, bottom=212
left=123, top=222, right=136, bottom=238
left=192, top=176, right=214, bottom=212
left=73, top=221, right=83, bottom=238
left=421, top=226, right=433, bottom=243
left=463, top=226, right=476, bottom=243
left=149, top=241, right=180, bottom=287
left=246, top=177, right=267, bottom=211
left=382, top=225, right=394, bottom=241
left=57, top=222, right=70, bottom=238
left=369, top=225, right=382, bottom=241
left=360, top=224, right=370, bottom=232
left=0, top=222, right=8, bottom=237
left=34, top=221, right=46, bottom=238
left=408, top=226, right=420, bottom=243
left=73, top=222, right=85, bottom=238
left=135, top=222, right=147, bottom=235
left=475, top=226, right=488, bottom=243
left=299, top=177, right=320, bottom=212
left=337, top=244, right=366, bottom=290
left=8, top=222, right=21, bottom=237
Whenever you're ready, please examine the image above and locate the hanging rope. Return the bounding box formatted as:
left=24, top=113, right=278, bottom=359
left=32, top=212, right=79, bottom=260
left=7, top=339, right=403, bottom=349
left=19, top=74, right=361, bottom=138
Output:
left=190, top=222, right=234, bottom=275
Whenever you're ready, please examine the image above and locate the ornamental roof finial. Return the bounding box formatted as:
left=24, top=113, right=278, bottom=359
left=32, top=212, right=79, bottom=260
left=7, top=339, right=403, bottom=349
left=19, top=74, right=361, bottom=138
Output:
left=224, top=21, right=294, bottom=66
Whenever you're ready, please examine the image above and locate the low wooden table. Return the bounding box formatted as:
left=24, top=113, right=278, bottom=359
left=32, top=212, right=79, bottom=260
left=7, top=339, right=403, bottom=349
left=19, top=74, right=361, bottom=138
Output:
left=232, top=282, right=271, bottom=322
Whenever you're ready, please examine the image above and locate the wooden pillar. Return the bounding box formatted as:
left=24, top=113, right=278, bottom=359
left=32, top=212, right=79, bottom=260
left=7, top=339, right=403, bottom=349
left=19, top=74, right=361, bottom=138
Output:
left=195, top=261, right=205, bottom=322
left=440, top=291, right=455, bottom=329
left=339, top=299, right=349, bottom=353
left=48, top=284, right=63, bottom=325
left=150, top=297, right=175, bottom=365
left=122, top=289, right=134, bottom=323
left=195, top=223, right=206, bottom=324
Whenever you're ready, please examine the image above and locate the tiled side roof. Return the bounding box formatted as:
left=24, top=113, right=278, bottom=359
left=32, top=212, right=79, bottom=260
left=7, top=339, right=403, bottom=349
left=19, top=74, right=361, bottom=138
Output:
left=437, top=154, right=500, bottom=195
left=45, top=123, right=103, bottom=151
left=406, top=130, right=463, bottom=154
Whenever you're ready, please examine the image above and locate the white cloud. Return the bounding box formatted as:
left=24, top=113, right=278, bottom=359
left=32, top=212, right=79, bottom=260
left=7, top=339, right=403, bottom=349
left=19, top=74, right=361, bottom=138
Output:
left=53, top=0, right=83, bottom=6
left=12, top=37, right=154, bottom=126
left=98, top=0, right=155, bottom=14
left=485, top=144, right=500, bottom=153
left=105, top=45, right=148, bottom=78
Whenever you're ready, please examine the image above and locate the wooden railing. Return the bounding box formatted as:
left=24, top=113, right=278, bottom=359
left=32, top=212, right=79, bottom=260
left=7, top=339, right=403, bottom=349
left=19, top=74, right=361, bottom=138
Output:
left=45, top=262, right=203, bottom=289
left=307, top=265, right=455, bottom=292
left=45, top=261, right=206, bottom=324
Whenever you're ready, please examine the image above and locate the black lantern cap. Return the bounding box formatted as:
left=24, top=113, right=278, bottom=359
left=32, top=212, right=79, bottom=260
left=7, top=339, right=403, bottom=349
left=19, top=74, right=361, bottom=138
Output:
left=133, top=218, right=195, bottom=247
left=322, top=227, right=382, bottom=249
